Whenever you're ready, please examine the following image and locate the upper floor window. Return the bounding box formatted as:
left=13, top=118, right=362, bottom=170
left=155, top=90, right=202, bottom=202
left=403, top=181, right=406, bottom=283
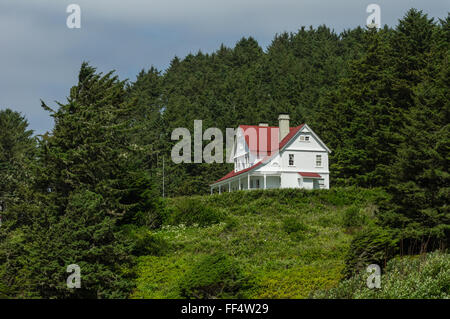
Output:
left=316, top=154, right=322, bottom=167
left=245, top=154, right=249, bottom=165
left=299, top=135, right=310, bottom=142
left=289, top=154, right=295, bottom=166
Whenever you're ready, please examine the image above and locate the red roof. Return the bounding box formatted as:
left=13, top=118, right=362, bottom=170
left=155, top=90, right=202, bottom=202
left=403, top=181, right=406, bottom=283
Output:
left=239, top=125, right=303, bottom=156
left=213, top=161, right=264, bottom=184
left=211, top=124, right=304, bottom=184
left=298, top=172, right=322, bottom=178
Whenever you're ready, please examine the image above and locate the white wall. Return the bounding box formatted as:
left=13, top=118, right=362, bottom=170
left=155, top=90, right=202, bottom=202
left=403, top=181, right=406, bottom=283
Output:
left=266, top=176, right=281, bottom=189
left=280, top=172, right=299, bottom=188
left=280, top=150, right=328, bottom=173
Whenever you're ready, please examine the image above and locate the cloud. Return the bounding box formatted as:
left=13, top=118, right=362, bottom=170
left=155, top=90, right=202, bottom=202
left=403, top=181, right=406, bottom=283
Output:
left=0, top=0, right=448, bottom=134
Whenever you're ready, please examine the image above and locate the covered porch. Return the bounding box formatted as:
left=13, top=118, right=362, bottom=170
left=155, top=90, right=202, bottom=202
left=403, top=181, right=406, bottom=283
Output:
left=210, top=172, right=281, bottom=194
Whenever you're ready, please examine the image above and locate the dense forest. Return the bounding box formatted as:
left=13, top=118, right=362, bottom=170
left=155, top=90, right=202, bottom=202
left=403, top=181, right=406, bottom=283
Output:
left=0, top=9, right=448, bottom=298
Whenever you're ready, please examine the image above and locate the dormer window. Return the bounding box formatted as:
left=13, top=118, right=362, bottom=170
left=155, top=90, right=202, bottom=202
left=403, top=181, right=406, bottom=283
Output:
left=299, top=135, right=310, bottom=142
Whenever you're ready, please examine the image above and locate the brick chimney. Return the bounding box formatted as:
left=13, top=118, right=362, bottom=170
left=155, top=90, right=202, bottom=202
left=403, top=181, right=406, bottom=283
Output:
left=278, top=114, right=290, bottom=142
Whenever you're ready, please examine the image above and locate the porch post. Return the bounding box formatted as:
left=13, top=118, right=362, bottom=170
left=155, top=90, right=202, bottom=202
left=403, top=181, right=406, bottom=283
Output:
left=219, top=185, right=221, bottom=194
left=248, top=174, right=250, bottom=190
left=229, top=182, right=231, bottom=192
left=239, top=178, right=241, bottom=190
left=264, top=174, right=267, bottom=189
left=211, top=187, right=213, bottom=195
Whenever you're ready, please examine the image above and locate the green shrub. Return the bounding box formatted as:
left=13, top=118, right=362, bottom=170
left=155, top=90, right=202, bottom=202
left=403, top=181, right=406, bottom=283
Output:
left=120, top=225, right=169, bottom=256
left=282, top=217, right=308, bottom=234
left=165, top=198, right=225, bottom=227
left=131, top=256, right=187, bottom=299
left=223, top=216, right=238, bottom=232
left=178, top=253, right=248, bottom=299
left=312, top=251, right=450, bottom=299
left=282, top=216, right=309, bottom=240
left=343, top=226, right=399, bottom=277
left=251, top=265, right=344, bottom=298
left=342, top=206, right=365, bottom=227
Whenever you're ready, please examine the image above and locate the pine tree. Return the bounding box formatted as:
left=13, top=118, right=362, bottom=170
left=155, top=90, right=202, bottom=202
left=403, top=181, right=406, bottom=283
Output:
left=320, top=28, right=400, bottom=186
left=0, top=109, right=35, bottom=215
left=380, top=14, right=450, bottom=253
left=0, top=63, right=159, bottom=298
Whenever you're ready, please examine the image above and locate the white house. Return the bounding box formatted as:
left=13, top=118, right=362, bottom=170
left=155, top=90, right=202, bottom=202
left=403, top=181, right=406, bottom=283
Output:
left=210, top=114, right=331, bottom=193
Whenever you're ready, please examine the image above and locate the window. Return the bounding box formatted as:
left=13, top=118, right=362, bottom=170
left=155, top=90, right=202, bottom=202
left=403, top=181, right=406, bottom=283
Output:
left=256, top=179, right=260, bottom=189
left=316, top=154, right=322, bottom=167
left=245, top=154, right=249, bottom=166
left=300, top=135, right=310, bottom=142
left=289, top=154, right=295, bottom=166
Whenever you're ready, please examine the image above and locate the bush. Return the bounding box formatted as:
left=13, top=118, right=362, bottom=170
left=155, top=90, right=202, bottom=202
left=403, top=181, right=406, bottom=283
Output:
left=342, top=206, right=365, bottom=227
left=120, top=225, right=169, bottom=256
left=251, top=265, right=343, bottom=298
left=343, top=226, right=399, bottom=277
left=131, top=256, right=187, bottom=299
left=282, top=217, right=308, bottom=234
left=312, top=251, right=450, bottom=299
left=164, top=198, right=225, bottom=227
left=223, top=216, right=238, bottom=232
left=282, top=216, right=309, bottom=240
left=178, top=253, right=248, bottom=299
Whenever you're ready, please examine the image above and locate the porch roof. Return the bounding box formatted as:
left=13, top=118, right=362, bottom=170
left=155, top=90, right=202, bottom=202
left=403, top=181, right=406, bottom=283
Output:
left=212, top=161, right=264, bottom=185
left=298, top=172, right=322, bottom=178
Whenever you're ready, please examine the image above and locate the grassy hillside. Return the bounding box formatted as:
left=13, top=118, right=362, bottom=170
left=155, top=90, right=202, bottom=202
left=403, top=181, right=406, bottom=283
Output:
left=131, top=187, right=388, bottom=298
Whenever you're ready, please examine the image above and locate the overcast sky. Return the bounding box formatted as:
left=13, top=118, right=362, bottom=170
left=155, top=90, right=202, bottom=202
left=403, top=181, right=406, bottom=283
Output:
left=0, top=0, right=447, bottom=135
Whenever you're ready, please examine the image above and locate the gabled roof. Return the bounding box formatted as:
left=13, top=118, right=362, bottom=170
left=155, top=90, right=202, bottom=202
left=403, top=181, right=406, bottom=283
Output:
left=211, top=125, right=304, bottom=185
left=239, top=125, right=303, bottom=156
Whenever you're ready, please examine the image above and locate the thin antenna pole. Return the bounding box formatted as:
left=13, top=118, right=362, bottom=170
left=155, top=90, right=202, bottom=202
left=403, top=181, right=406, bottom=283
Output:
left=162, top=155, right=165, bottom=198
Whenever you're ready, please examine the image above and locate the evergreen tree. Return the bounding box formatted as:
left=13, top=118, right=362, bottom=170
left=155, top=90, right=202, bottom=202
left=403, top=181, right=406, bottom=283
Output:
left=0, top=63, right=159, bottom=298
left=0, top=109, right=35, bottom=215
left=319, top=28, right=400, bottom=186
left=380, top=14, right=450, bottom=253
